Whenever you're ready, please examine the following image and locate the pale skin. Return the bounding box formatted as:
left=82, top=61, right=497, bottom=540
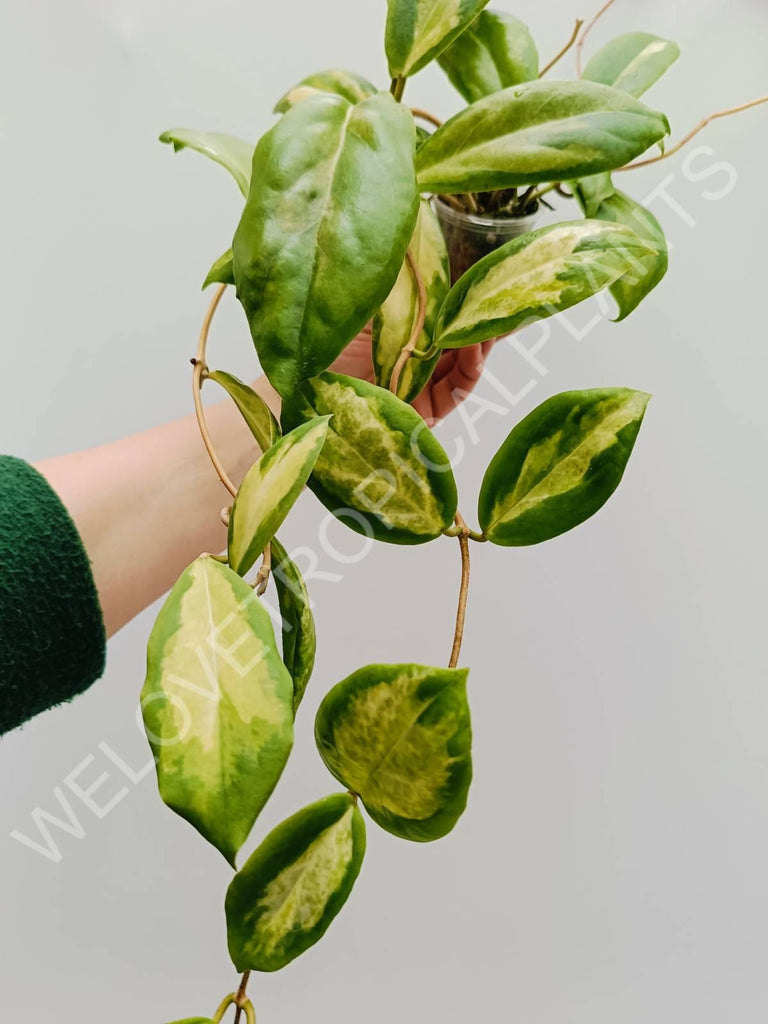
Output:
left=35, top=330, right=496, bottom=637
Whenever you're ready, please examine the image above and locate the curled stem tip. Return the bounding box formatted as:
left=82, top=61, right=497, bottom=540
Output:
left=540, top=18, right=585, bottom=78
left=576, top=0, right=618, bottom=77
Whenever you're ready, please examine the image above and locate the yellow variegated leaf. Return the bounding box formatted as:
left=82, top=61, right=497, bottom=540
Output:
left=159, top=129, right=254, bottom=197
left=207, top=370, right=281, bottom=453
left=274, top=69, right=377, bottom=113
left=386, top=0, right=492, bottom=78
left=226, top=793, right=366, bottom=972
left=372, top=198, right=450, bottom=402
left=228, top=417, right=330, bottom=576
left=202, top=249, right=234, bottom=290
left=582, top=32, right=680, bottom=99
left=141, top=556, right=294, bottom=865
left=479, top=388, right=650, bottom=546
left=438, top=9, right=539, bottom=102
left=315, top=664, right=472, bottom=842
left=270, top=537, right=316, bottom=712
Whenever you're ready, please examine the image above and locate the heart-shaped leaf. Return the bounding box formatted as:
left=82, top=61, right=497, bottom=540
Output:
left=434, top=220, right=656, bottom=349
left=437, top=9, right=538, bottom=103
left=202, top=249, right=235, bottom=290
left=270, top=537, right=316, bottom=713
left=226, top=793, right=366, bottom=972
left=207, top=370, right=281, bottom=453
left=159, top=129, right=254, bottom=197
left=373, top=198, right=450, bottom=402
left=281, top=372, right=458, bottom=545
left=274, top=69, right=377, bottom=113
left=315, top=664, right=472, bottom=842
left=415, top=80, right=670, bottom=193
left=479, top=388, right=650, bottom=546
left=233, top=92, right=419, bottom=398
left=228, top=418, right=330, bottom=576
left=141, top=556, right=294, bottom=865
left=582, top=32, right=680, bottom=98
left=386, top=0, right=492, bottom=78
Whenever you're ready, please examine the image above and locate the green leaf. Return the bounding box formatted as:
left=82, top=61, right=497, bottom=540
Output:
left=226, top=793, right=366, bottom=972
left=270, top=537, right=316, bottom=713
left=315, top=664, right=472, bottom=842
left=233, top=92, right=419, bottom=399
left=434, top=220, right=656, bottom=349
left=437, top=9, right=538, bottom=103
left=141, top=556, right=294, bottom=865
left=582, top=32, right=680, bottom=98
left=202, top=249, right=235, bottom=290
left=415, top=80, right=670, bottom=193
left=386, top=0, right=492, bottom=78
left=281, top=372, right=458, bottom=545
left=274, top=69, right=377, bottom=113
left=159, top=129, right=254, bottom=198
left=207, top=370, right=281, bottom=452
left=228, top=418, right=330, bottom=576
left=478, top=388, right=650, bottom=546
left=372, top=198, right=450, bottom=402
left=572, top=177, right=669, bottom=320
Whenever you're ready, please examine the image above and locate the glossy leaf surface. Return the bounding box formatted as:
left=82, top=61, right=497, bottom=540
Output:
left=207, top=370, right=281, bottom=452
left=282, top=372, right=457, bottom=545
left=202, top=249, right=235, bottom=290
left=386, top=0, right=492, bottom=77
left=228, top=418, right=330, bottom=576
left=479, top=388, right=650, bottom=546
left=226, top=793, right=365, bottom=972
left=437, top=10, right=538, bottom=102
left=415, top=80, right=670, bottom=193
left=270, top=537, right=316, bottom=713
left=373, top=198, right=450, bottom=401
left=582, top=32, right=680, bottom=98
left=159, top=129, right=254, bottom=197
left=274, top=69, right=377, bottom=113
left=315, top=664, right=472, bottom=842
left=141, top=557, right=293, bottom=865
left=233, top=92, right=419, bottom=397
left=435, top=220, right=655, bottom=349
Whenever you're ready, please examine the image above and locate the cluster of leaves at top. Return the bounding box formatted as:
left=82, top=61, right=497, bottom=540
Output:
left=149, top=2, right=681, bottom=1019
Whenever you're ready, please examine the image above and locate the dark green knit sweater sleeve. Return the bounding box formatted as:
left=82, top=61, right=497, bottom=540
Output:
left=0, top=456, right=106, bottom=735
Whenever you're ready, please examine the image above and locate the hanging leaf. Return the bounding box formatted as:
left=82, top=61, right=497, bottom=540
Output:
left=228, top=418, right=330, bottom=577
left=572, top=177, right=669, bottom=320
left=141, top=556, right=294, bottom=866
left=372, top=198, right=450, bottom=402
left=437, top=10, right=539, bottom=103
left=281, top=372, right=458, bottom=545
left=207, top=370, right=281, bottom=452
left=434, top=220, right=655, bottom=349
left=582, top=32, right=680, bottom=98
left=226, top=793, right=366, bottom=972
left=202, top=249, right=235, bottom=290
left=274, top=69, right=377, bottom=113
left=415, top=80, right=670, bottom=193
left=233, top=92, right=419, bottom=398
left=386, top=0, right=492, bottom=78
left=315, top=664, right=472, bottom=842
left=478, top=388, right=650, bottom=546
left=159, top=129, right=254, bottom=197
left=270, top=537, right=316, bottom=713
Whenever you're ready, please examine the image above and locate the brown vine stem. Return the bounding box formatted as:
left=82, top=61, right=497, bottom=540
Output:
left=449, top=514, right=472, bottom=669
left=540, top=18, right=585, bottom=78
left=410, top=106, right=443, bottom=129
left=616, top=94, right=768, bottom=171
left=388, top=249, right=428, bottom=398
left=576, top=0, right=617, bottom=77
left=232, top=970, right=251, bottom=1024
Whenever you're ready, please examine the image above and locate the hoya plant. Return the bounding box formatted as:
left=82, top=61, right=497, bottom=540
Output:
left=147, top=1, right=766, bottom=1019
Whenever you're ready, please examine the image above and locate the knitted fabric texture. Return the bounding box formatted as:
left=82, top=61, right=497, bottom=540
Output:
left=0, top=456, right=106, bottom=735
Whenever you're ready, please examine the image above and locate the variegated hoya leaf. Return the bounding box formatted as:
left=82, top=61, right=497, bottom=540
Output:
left=415, top=80, right=670, bottom=193
left=202, top=249, right=235, bottom=290
left=572, top=176, right=669, bottom=320
left=141, top=556, right=294, bottom=865
left=315, top=664, right=472, bottom=842
left=437, top=9, right=539, bottom=103
left=207, top=369, right=281, bottom=453
left=373, top=198, right=450, bottom=402
left=228, top=418, right=330, bottom=576
left=478, top=388, right=650, bottom=546
left=386, top=0, right=492, bottom=78
left=434, top=220, right=656, bottom=349
left=270, top=537, right=316, bottom=713
left=233, top=92, right=419, bottom=398
left=582, top=32, right=680, bottom=99
left=226, top=793, right=366, bottom=972
left=159, top=129, right=254, bottom=198
left=274, top=69, right=377, bottom=113
left=281, top=372, right=458, bottom=545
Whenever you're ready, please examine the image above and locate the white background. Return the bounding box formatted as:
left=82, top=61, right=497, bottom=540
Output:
left=2, top=1, right=768, bottom=1020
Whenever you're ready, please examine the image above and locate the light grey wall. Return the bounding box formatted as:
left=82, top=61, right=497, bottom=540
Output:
left=2, top=1, right=767, bottom=1021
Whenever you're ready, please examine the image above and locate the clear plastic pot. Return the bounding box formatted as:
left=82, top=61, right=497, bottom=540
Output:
left=433, top=197, right=539, bottom=284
